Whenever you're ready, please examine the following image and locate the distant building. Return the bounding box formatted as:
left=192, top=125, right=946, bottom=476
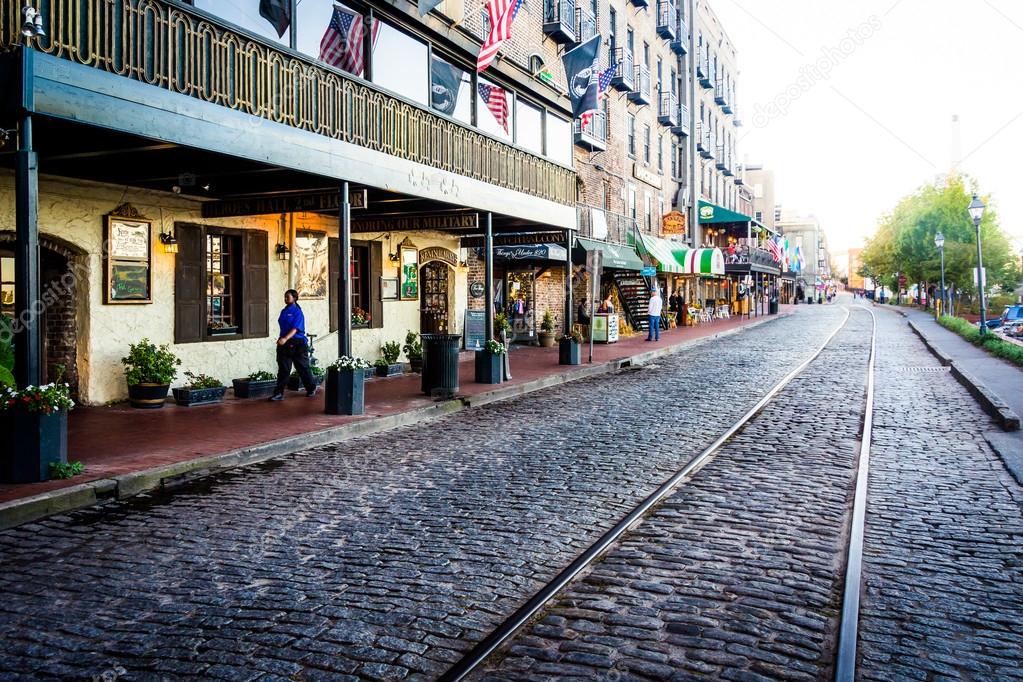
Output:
left=777, top=210, right=830, bottom=301
left=744, top=164, right=775, bottom=231
left=848, top=248, right=865, bottom=291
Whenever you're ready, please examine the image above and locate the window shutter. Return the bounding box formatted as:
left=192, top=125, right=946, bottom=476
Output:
left=328, top=237, right=339, bottom=333
left=243, top=230, right=269, bottom=338
left=174, top=224, right=204, bottom=344
left=370, top=241, right=383, bottom=329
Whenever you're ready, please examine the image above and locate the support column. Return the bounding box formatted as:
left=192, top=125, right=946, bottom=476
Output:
left=564, top=228, right=574, bottom=336
left=687, top=0, right=698, bottom=250
left=484, top=213, right=494, bottom=343
left=338, top=182, right=352, bottom=358
left=14, top=47, right=40, bottom=389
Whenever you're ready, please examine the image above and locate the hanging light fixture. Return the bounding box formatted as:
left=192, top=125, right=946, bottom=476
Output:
left=159, top=231, right=179, bottom=254
left=275, top=242, right=290, bottom=261
left=21, top=5, right=45, bottom=39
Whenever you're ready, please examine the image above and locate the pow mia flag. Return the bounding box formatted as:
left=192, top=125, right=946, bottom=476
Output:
left=259, top=0, right=291, bottom=38
left=430, top=59, right=464, bottom=116
left=562, top=34, right=601, bottom=121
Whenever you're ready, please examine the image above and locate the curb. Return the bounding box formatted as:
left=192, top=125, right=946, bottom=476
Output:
left=0, top=313, right=790, bottom=530
left=905, top=319, right=1020, bottom=432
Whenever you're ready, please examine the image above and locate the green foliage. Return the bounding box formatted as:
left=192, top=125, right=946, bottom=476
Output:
left=182, top=371, right=224, bottom=389
left=938, top=315, right=1023, bottom=368
left=381, top=341, right=401, bottom=364
left=374, top=357, right=389, bottom=368
left=247, top=370, right=276, bottom=381
left=122, top=339, right=180, bottom=386
left=861, top=176, right=1015, bottom=300
left=0, top=313, right=13, bottom=377
left=0, top=366, right=14, bottom=389
left=540, top=310, right=555, bottom=333
left=494, top=311, right=512, bottom=333
left=49, top=460, right=84, bottom=480
left=484, top=339, right=506, bottom=354
left=402, top=330, right=423, bottom=359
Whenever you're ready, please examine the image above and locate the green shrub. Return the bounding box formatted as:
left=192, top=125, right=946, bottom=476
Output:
left=49, top=460, right=84, bottom=479
left=540, top=310, right=556, bottom=333
left=402, top=331, right=422, bottom=360
left=182, top=372, right=224, bottom=389
left=121, top=339, right=180, bottom=386
left=247, top=370, right=276, bottom=381
left=381, top=341, right=401, bottom=365
left=939, top=315, right=1023, bottom=368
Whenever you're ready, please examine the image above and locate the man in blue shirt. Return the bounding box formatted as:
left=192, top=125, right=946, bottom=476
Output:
left=271, top=289, right=318, bottom=400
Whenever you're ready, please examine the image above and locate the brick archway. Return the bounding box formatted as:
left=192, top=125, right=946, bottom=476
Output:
left=0, top=232, right=86, bottom=399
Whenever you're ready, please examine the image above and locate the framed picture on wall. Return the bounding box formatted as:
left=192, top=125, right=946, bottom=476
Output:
left=400, top=243, right=418, bottom=300
left=294, top=230, right=329, bottom=299
left=380, top=277, right=399, bottom=301
left=104, top=205, right=153, bottom=304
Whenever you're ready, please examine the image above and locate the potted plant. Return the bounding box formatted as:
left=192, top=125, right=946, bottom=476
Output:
left=538, top=310, right=557, bottom=348
left=475, top=339, right=505, bottom=384
left=122, top=339, right=180, bottom=409
left=173, top=371, right=228, bottom=407
left=0, top=313, right=14, bottom=390
left=325, top=355, right=370, bottom=415
left=287, top=365, right=326, bottom=391
left=0, top=364, right=74, bottom=483
left=403, top=331, right=423, bottom=373
left=232, top=370, right=277, bottom=399
left=375, top=341, right=404, bottom=377
left=559, top=329, right=583, bottom=366
left=352, top=307, right=371, bottom=327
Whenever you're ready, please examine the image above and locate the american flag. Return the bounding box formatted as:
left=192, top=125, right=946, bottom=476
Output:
left=478, top=82, right=509, bottom=132
left=598, top=60, right=619, bottom=95
left=319, top=4, right=379, bottom=76
left=765, top=236, right=783, bottom=262
left=477, top=0, right=524, bottom=72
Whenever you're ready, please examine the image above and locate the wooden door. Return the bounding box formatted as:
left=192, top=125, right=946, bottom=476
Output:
left=420, top=262, right=449, bottom=333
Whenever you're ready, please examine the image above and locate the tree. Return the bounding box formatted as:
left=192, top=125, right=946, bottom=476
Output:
left=861, top=175, right=1013, bottom=306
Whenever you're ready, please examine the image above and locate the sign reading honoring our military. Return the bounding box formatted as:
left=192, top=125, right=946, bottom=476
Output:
left=562, top=34, right=601, bottom=122
left=353, top=213, right=479, bottom=233
left=201, top=190, right=367, bottom=218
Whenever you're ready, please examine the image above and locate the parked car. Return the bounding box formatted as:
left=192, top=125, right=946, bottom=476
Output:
left=984, top=304, right=1023, bottom=329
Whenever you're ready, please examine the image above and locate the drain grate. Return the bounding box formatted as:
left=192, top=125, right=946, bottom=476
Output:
left=892, top=366, right=951, bottom=373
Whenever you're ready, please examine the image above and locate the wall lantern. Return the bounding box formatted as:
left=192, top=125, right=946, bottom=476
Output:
left=159, top=231, right=179, bottom=254
left=275, top=242, right=290, bottom=261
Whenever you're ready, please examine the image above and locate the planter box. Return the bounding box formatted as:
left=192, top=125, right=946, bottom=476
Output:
left=172, top=386, right=228, bottom=407
left=287, top=374, right=325, bottom=391
left=326, top=368, right=365, bottom=416
left=363, top=367, right=377, bottom=380
left=538, top=332, right=557, bottom=348
left=375, top=363, right=404, bottom=378
left=409, top=357, right=423, bottom=373
left=232, top=378, right=278, bottom=399
left=127, top=383, right=170, bottom=409
left=559, top=338, right=581, bottom=365
left=0, top=408, right=68, bottom=483
left=474, top=350, right=503, bottom=384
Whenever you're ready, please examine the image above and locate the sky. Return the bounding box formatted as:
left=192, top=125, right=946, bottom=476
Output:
left=711, top=0, right=1023, bottom=255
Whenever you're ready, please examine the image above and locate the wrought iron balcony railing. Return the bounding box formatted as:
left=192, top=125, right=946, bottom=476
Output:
left=1, top=0, right=575, bottom=206
left=658, top=92, right=678, bottom=128
left=576, top=204, right=639, bottom=245
left=671, top=17, right=690, bottom=55
left=544, top=0, right=577, bottom=43
left=573, top=109, right=607, bottom=151
left=628, top=64, right=652, bottom=105
left=673, top=102, right=690, bottom=136
left=574, top=5, right=597, bottom=44
left=657, top=0, right=677, bottom=40
left=611, top=48, right=635, bottom=92
left=699, top=59, right=715, bottom=88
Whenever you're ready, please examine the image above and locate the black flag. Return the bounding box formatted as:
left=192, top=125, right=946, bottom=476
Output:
left=419, top=0, right=445, bottom=16
left=431, top=59, right=464, bottom=116
left=562, top=35, right=601, bottom=120
left=259, top=0, right=291, bottom=38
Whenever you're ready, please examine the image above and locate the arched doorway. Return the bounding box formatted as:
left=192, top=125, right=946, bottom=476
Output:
left=420, top=261, right=452, bottom=333
left=0, top=233, right=85, bottom=400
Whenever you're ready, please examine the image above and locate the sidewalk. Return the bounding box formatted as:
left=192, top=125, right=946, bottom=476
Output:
left=0, top=307, right=793, bottom=528
left=888, top=305, right=1023, bottom=484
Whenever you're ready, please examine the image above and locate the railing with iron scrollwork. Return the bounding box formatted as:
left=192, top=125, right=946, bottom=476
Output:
left=1, top=0, right=576, bottom=207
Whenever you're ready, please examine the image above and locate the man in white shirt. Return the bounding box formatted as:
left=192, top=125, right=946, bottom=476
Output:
left=646, top=287, right=663, bottom=342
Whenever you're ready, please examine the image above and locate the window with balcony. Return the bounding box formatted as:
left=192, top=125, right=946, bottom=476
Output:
left=627, top=27, right=635, bottom=54
left=517, top=100, right=544, bottom=155
left=192, top=0, right=290, bottom=45
left=608, top=8, right=617, bottom=60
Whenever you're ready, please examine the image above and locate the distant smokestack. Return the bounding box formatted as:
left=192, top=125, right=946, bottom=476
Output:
left=950, top=114, right=962, bottom=178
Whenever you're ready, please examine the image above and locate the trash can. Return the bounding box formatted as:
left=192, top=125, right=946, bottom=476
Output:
left=421, top=333, right=461, bottom=397
left=769, top=297, right=779, bottom=315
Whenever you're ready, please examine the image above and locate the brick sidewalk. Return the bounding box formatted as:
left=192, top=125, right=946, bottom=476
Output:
left=0, top=308, right=792, bottom=508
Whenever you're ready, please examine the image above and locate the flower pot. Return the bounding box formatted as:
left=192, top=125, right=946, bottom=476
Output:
left=559, top=338, right=581, bottom=366
left=172, top=386, right=228, bottom=407
left=325, top=368, right=365, bottom=416
left=538, top=331, right=557, bottom=348
left=232, top=378, right=278, bottom=399
left=287, top=374, right=325, bottom=391
left=127, top=383, right=170, bottom=409
left=0, top=408, right=68, bottom=483
left=474, top=350, right=503, bottom=384
left=409, top=356, right=423, bottom=373
left=363, top=367, right=377, bottom=380
left=375, top=363, right=404, bottom=378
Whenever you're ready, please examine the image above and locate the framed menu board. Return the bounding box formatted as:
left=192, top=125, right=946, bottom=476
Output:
left=104, top=204, right=153, bottom=304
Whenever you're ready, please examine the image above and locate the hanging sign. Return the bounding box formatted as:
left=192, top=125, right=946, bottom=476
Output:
left=201, top=190, right=367, bottom=218
left=104, top=204, right=152, bottom=304
left=661, top=210, right=687, bottom=236
left=641, top=266, right=657, bottom=277
left=353, top=213, right=478, bottom=233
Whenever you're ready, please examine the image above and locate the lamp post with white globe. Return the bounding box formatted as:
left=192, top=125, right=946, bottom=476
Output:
left=968, top=194, right=987, bottom=335
left=934, top=231, right=946, bottom=317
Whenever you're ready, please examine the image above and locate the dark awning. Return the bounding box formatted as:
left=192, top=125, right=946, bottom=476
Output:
left=574, top=237, right=645, bottom=271
left=494, top=244, right=569, bottom=261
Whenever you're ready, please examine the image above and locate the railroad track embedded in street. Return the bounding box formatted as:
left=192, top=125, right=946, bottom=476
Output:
left=439, top=305, right=877, bottom=682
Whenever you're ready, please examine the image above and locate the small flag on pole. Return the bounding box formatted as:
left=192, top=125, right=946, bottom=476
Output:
left=478, top=82, right=509, bottom=132
left=477, top=0, right=524, bottom=72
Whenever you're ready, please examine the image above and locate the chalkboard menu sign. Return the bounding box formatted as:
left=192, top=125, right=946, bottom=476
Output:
left=104, top=205, right=152, bottom=304
left=464, top=310, right=486, bottom=350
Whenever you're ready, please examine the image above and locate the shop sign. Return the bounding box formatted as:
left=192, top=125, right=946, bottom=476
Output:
left=464, top=310, right=486, bottom=350
left=104, top=204, right=152, bottom=304
left=641, top=266, right=657, bottom=277
left=201, top=190, right=367, bottom=218
left=661, top=210, right=687, bottom=235
left=699, top=204, right=715, bottom=221
left=469, top=281, right=486, bottom=298
left=419, top=246, right=458, bottom=267
left=632, top=163, right=662, bottom=189
left=399, top=238, right=419, bottom=300
left=354, top=213, right=478, bottom=233
left=494, top=244, right=568, bottom=261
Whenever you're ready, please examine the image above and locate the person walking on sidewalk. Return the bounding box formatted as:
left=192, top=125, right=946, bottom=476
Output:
left=270, top=289, right=318, bottom=401
left=646, top=287, right=663, bottom=342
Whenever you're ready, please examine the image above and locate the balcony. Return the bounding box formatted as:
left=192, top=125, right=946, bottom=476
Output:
left=658, top=92, right=679, bottom=127
left=574, top=109, right=608, bottom=151
left=544, top=0, right=577, bottom=44
left=657, top=0, right=677, bottom=40
left=734, top=165, right=745, bottom=185
left=2, top=0, right=576, bottom=208
left=671, top=18, right=690, bottom=55
left=577, top=205, right=638, bottom=244
left=715, top=84, right=728, bottom=107
left=574, top=5, right=597, bottom=44
left=628, top=64, right=652, bottom=105
left=630, top=0, right=649, bottom=9
left=733, top=105, right=743, bottom=127
left=672, top=103, right=690, bottom=136
left=611, top=48, right=635, bottom=92
left=698, top=60, right=715, bottom=89
left=716, top=146, right=727, bottom=170
left=699, top=130, right=716, bottom=159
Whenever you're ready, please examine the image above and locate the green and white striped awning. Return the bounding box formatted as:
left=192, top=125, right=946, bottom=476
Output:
left=633, top=234, right=685, bottom=273
left=673, top=248, right=725, bottom=275
left=633, top=235, right=725, bottom=276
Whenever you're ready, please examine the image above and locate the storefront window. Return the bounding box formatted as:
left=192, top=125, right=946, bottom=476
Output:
left=430, top=56, right=473, bottom=125
left=477, top=76, right=514, bottom=141
left=352, top=245, right=369, bottom=323
left=372, top=22, right=429, bottom=105
left=545, top=115, right=572, bottom=166
left=297, top=0, right=375, bottom=78
left=207, top=234, right=241, bottom=335
left=0, top=254, right=13, bottom=317
left=191, top=0, right=290, bottom=45
left=516, top=100, right=544, bottom=155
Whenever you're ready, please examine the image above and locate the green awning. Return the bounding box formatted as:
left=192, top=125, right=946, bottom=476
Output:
left=673, top=248, right=726, bottom=275
left=574, top=237, right=645, bottom=271
left=698, top=200, right=752, bottom=224
left=632, top=233, right=685, bottom=274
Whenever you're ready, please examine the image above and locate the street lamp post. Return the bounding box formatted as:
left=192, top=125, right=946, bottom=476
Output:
left=968, top=194, right=987, bottom=335
left=934, top=231, right=945, bottom=317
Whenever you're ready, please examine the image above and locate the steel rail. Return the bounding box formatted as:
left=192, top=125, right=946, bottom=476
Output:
left=835, top=305, right=877, bottom=681
left=440, top=306, right=855, bottom=682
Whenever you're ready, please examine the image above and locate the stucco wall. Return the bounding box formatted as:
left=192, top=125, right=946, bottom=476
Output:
left=0, top=173, right=465, bottom=405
